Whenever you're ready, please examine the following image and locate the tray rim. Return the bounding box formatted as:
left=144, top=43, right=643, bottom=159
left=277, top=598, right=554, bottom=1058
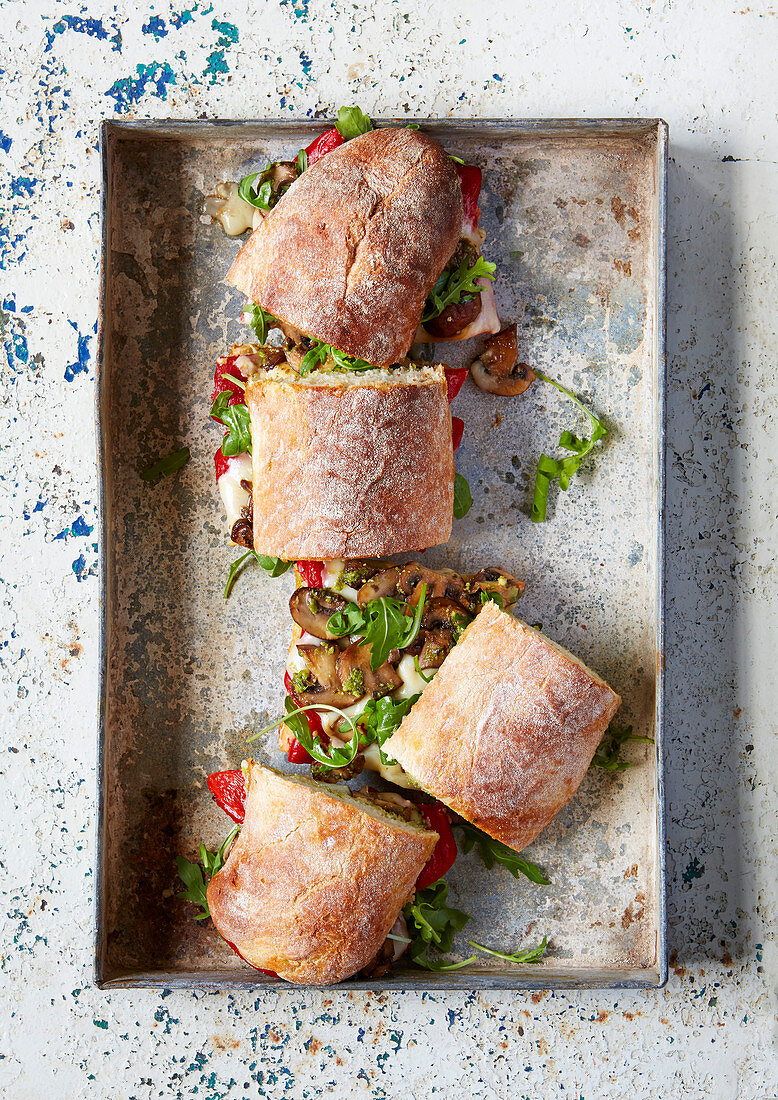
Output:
left=94, top=116, right=668, bottom=993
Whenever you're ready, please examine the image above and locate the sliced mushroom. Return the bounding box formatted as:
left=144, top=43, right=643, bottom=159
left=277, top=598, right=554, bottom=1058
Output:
left=271, top=161, right=298, bottom=190
left=339, top=560, right=382, bottom=589
left=296, top=644, right=359, bottom=708
left=421, top=597, right=473, bottom=634
left=337, top=641, right=402, bottom=699
left=357, top=566, right=400, bottom=606
left=470, top=567, right=526, bottom=608
left=397, top=563, right=450, bottom=603
left=289, top=588, right=351, bottom=640
left=418, top=626, right=456, bottom=669
left=470, top=324, right=536, bottom=396
left=424, top=295, right=482, bottom=339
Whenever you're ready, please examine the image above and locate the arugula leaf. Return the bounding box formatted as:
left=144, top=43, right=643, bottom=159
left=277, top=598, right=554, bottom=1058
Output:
left=413, top=655, right=436, bottom=683
left=139, top=446, right=190, bottom=482
left=238, top=170, right=274, bottom=210
left=255, top=554, right=293, bottom=578
left=247, top=697, right=361, bottom=769
left=224, top=551, right=291, bottom=598
left=336, top=105, right=373, bottom=139
left=298, top=339, right=374, bottom=376
left=422, top=254, right=496, bottom=324
left=479, top=590, right=504, bottom=608
left=592, top=725, right=654, bottom=771
left=468, top=935, right=548, bottom=964
left=176, top=825, right=240, bottom=920
left=531, top=371, right=609, bottom=523
left=245, top=302, right=277, bottom=344
left=453, top=821, right=550, bottom=885
left=449, top=154, right=465, bottom=165
left=453, top=472, right=472, bottom=519
left=342, top=692, right=420, bottom=765
left=403, top=879, right=475, bottom=971
left=326, top=585, right=427, bottom=670
left=210, top=392, right=252, bottom=456
left=295, top=148, right=308, bottom=174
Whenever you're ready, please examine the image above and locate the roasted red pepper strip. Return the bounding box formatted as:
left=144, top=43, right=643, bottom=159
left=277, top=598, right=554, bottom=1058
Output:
left=224, top=939, right=277, bottom=977
left=305, top=127, right=344, bottom=165
left=296, top=560, right=324, bottom=588
left=415, top=803, right=458, bottom=890
left=444, top=366, right=469, bottom=404
left=451, top=416, right=464, bottom=453
left=207, top=769, right=247, bottom=824
left=455, top=163, right=482, bottom=229
left=214, top=446, right=230, bottom=481
left=211, top=356, right=246, bottom=420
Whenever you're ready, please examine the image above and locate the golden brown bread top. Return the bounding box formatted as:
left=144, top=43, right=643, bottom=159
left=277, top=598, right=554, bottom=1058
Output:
left=383, top=602, right=622, bottom=853
left=206, top=763, right=438, bottom=984
left=245, top=366, right=454, bottom=559
left=226, top=128, right=463, bottom=366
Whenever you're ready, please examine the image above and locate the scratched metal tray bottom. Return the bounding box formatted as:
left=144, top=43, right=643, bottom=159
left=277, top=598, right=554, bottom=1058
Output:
left=96, top=118, right=667, bottom=990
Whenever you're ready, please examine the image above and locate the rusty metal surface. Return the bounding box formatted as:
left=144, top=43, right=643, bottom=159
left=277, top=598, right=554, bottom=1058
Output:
left=95, top=119, right=667, bottom=989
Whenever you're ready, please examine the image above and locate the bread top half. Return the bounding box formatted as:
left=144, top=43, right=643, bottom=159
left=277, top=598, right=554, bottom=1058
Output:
left=226, top=128, right=463, bottom=366
left=383, top=602, right=622, bottom=854
left=206, top=763, right=438, bottom=985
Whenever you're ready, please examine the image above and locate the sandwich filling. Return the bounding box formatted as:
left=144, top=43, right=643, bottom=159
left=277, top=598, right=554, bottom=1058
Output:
left=281, top=558, right=524, bottom=786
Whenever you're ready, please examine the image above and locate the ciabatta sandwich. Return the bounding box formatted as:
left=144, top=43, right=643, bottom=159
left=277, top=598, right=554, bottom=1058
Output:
left=212, top=348, right=455, bottom=559
left=276, top=560, right=620, bottom=855
left=206, top=763, right=439, bottom=984
left=221, top=121, right=499, bottom=366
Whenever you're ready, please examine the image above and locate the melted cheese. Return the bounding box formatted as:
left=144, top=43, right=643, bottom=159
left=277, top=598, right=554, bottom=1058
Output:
left=203, top=182, right=264, bottom=236
left=217, top=453, right=253, bottom=533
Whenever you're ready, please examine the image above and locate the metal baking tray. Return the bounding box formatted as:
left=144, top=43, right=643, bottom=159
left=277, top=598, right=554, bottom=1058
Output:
left=95, top=118, right=667, bottom=990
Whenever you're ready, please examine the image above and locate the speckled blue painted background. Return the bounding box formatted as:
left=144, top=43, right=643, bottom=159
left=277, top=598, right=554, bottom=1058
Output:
left=0, top=1, right=776, bottom=1096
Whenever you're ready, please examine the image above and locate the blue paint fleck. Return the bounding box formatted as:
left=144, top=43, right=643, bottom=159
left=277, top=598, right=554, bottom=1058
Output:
left=683, top=856, right=705, bottom=882
left=3, top=296, right=15, bottom=311
left=65, top=323, right=91, bottom=382
left=493, top=73, right=503, bottom=81
left=54, top=515, right=95, bottom=541
left=0, top=130, right=11, bottom=153
left=11, top=177, right=36, bottom=198
left=44, top=16, right=121, bottom=54
left=72, top=554, right=87, bottom=577
left=105, top=63, right=176, bottom=110
left=142, top=15, right=168, bottom=38
left=212, top=18, right=238, bottom=44
left=170, top=9, right=195, bottom=28
left=204, top=51, right=229, bottom=83
left=280, top=0, right=310, bottom=18
left=299, top=49, right=312, bottom=75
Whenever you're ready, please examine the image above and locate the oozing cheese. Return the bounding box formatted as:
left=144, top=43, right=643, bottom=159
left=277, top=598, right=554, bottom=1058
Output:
left=217, top=453, right=253, bottom=534
left=203, top=182, right=264, bottom=236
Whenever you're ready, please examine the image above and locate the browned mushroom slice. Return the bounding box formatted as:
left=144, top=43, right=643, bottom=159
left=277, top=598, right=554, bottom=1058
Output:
left=470, top=324, right=536, bottom=396
left=337, top=641, right=402, bottom=699
left=289, top=588, right=351, bottom=640
left=296, top=644, right=359, bottom=707
left=418, top=626, right=456, bottom=669
left=397, top=563, right=450, bottom=604
left=357, top=566, right=400, bottom=606
left=271, top=161, right=298, bottom=190
left=424, top=295, right=481, bottom=338
left=470, top=567, right=526, bottom=608
left=338, top=560, right=383, bottom=589
left=421, top=597, right=473, bottom=635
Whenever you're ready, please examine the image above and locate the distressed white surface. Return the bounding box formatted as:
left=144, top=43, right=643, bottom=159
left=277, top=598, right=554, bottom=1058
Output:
left=0, top=1, right=776, bottom=1097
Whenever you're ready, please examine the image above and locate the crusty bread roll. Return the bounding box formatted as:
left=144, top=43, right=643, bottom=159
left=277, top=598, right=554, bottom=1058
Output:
left=383, top=602, right=622, bottom=853
left=245, top=364, right=454, bottom=558
left=226, top=129, right=463, bottom=366
left=206, top=763, right=438, bottom=984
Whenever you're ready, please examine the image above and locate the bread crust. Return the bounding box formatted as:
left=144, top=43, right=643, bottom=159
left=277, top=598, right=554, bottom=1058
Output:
left=226, top=129, right=463, bottom=366
left=245, top=367, right=454, bottom=558
left=206, top=763, right=438, bottom=984
left=383, top=602, right=622, bottom=853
